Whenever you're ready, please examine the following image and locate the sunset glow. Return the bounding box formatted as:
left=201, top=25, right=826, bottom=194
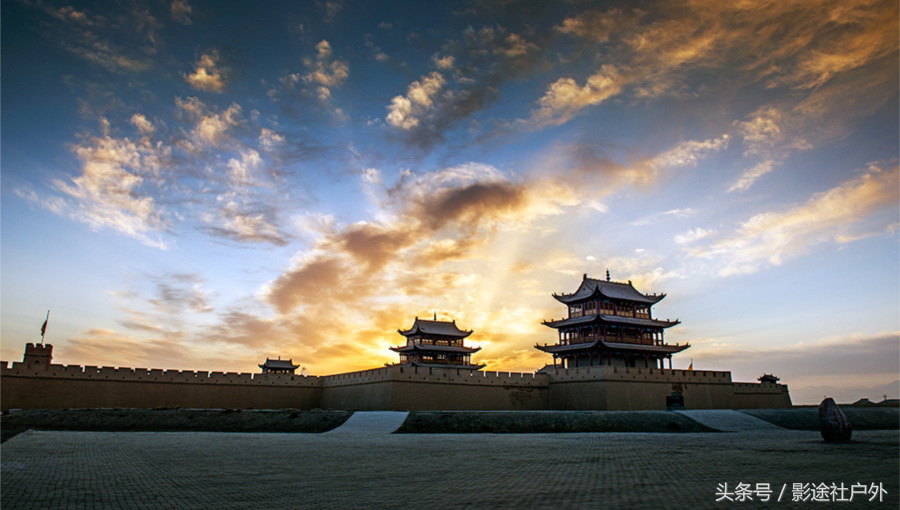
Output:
left=2, top=0, right=898, bottom=404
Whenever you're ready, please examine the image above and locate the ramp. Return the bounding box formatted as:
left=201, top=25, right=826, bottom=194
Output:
left=677, top=410, right=783, bottom=432
left=324, top=411, right=409, bottom=435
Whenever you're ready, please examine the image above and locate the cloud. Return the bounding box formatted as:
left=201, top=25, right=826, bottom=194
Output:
left=226, top=149, right=263, bottom=188
left=556, top=7, right=640, bottom=43
left=674, top=228, right=716, bottom=245
left=176, top=97, right=242, bottom=148
left=31, top=1, right=155, bottom=72
left=648, top=135, right=730, bottom=169
left=267, top=256, right=345, bottom=314
left=540, top=0, right=898, bottom=127
left=130, top=114, right=155, bottom=136
left=208, top=309, right=281, bottom=349
left=302, top=40, right=349, bottom=103
left=688, top=163, right=899, bottom=276
left=365, top=34, right=390, bottom=63
left=694, top=331, right=900, bottom=405
left=386, top=72, right=446, bottom=130
left=630, top=208, right=695, bottom=227
left=728, top=160, right=776, bottom=193
left=561, top=135, right=729, bottom=193
left=321, top=1, right=343, bottom=23
left=254, top=159, right=683, bottom=371
left=259, top=128, right=285, bottom=149
left=57, top=327, right=258, bottom=373
left=205, top=203, right=290, bottom=246
left=432, top=54, right=455, bottom=70
left=146, top=273, right=213, bottom=315
left=266, top=163, right=557, bottom=315
left=202, top=149, right=291, bottom=246
left=383, top=24, right=547, bottom=147
left=60, top=329, right=189, bottom=369
left=52, top=130, right=172, bottom=248
left=184, top=51, right=229, bottom=92
left=532, top=66, right=629, bottom=127
left=170, top=0, right=193, bottom=25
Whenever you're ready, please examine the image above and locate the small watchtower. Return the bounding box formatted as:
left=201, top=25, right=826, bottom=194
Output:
left=259, top=357, right=300, bottom=374
left=23, top=343, right=53, bottom=370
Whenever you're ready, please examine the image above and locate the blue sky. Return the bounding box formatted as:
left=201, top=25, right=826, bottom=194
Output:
left=2, top=0, right=898, bottom=404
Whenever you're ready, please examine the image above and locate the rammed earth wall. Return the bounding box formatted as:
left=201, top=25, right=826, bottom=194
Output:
left=0, top=361, right=322, bottom=411
left=1, top=356, right=790, bottom=412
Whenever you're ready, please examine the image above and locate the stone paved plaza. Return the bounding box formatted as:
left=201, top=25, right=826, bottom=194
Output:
left=2, top=427, right=897, bottom=509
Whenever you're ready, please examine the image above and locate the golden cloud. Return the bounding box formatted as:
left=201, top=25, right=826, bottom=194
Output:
left=184, top=52, right=228, bottom=92
left=539, top=0, right=898, bottom=125
left=688, top=163, right=899, bottom=276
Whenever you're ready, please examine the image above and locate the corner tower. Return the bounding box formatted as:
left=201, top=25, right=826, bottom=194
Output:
left=23, top=342, right=53, bottom=370
left=536, top=273, right=689, bottom=369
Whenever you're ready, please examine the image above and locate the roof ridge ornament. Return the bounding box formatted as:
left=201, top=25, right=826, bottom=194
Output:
left=606, top=269, right=610, bottom=281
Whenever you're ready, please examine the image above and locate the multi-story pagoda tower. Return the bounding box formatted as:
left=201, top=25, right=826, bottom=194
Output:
left=390, top=316, right=485, bottom=370
left=536, top=272, right=689, bottom=369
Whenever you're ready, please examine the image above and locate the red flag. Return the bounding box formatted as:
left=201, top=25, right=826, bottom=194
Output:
left=40, top=311, right=49, bottom=338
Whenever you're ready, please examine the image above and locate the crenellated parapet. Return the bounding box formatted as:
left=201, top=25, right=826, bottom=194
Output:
left=1, top=361, right=322, bottom=388
left=22, top=342, right=53, bottom=369
left=546, top=365, right=733, bottom=384
left=321, top=365, right=549, bottom=388
left=391, top=365, right=549, bottom=387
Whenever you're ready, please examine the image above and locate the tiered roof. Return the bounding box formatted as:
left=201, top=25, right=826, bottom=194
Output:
left=259, top=358, right=299, bottom=371
left=537, top=273, right=689, bottom=361
left=542, top=314, right=680, bottom=329
left=390, top=344, right=481, bottom=354
left=552, top=275, right=666, bottom=305
left=391, top=317, right=484, bottom=370
left=398, top=318, right=473, bottom=338
left=535, top=338, right=689, bottom=355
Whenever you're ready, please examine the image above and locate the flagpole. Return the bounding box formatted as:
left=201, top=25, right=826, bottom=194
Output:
left=40, top=310, right=50, bottom=345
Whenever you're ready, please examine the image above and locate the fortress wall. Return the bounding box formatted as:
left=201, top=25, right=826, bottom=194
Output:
left=0, top=363, right=323, bottom=411
left=322, top=367, right=393, bottom=386
left=548, top=366, right=733, bottom=384
left=389, top=367, right=549, bottom=410
left=317, top=366, right=550, bottom=410
left=0, top=352, right=792, bottom=411
left=320, top=367, right=394, bottom=409
left=731, top=382, right=793, bottom=409
left=547, top=366, right=736, bottom=410
left=320, top=381, right=392, bottom=410
left=391, top=366, right=548, bottom=387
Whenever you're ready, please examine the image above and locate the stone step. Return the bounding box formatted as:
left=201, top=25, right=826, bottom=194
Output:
left=324, top=411, right=409, bottom=435
left=676, top=410, right=783, bottom=431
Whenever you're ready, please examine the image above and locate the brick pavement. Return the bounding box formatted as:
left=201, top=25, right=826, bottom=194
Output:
left=1, top=428, right=897, bottom=509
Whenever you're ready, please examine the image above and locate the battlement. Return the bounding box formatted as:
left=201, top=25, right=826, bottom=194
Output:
left=546, top=365, right=733, bottom=384
left=22, top=342, right=53, bottom=369
left=25, top=342, right=53, bottom=355
left=393, top=366, right=549, bottom=386
left=733, top=382, right=790, bottom=393
left=321, top=365, right=550, bottom=388
left=1, top=362, right=322, bottom=388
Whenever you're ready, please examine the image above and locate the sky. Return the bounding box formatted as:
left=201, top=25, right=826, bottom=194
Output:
left=2, top=0, right=898, bottom=405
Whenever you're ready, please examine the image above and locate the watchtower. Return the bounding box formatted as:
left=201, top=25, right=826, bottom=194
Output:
left=537, top=273, right=688, bottom=369
left=23, top=342, right=53, bottom=369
